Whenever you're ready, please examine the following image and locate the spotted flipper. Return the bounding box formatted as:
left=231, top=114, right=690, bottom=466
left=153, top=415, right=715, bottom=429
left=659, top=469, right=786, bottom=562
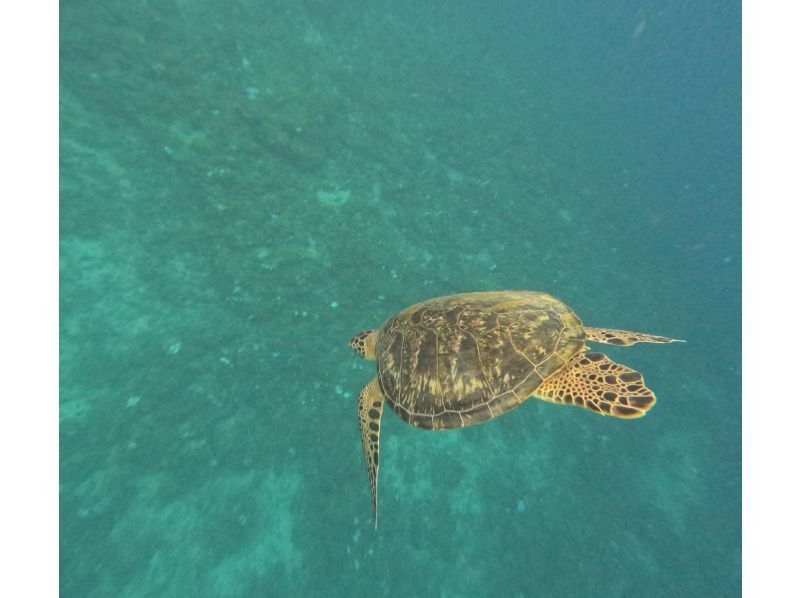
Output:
left=358, top=378, right=385, bottom=528
left=534, top=352, right=656, bottom=418
left=584, top=327, right=684, bottom=346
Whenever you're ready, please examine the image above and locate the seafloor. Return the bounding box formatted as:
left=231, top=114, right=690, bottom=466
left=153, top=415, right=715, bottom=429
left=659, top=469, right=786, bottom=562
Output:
left=60, top=1, right=741, bottom=596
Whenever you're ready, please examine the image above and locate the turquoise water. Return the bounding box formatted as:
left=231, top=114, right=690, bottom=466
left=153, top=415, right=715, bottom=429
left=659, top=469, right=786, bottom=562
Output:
left=60, top=1, right=740, bottom=596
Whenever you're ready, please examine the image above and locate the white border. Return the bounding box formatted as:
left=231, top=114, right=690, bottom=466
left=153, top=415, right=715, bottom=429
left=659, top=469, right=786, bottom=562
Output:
left=743, top=1, right=800, bottom=596
left=0, top=3, right=59, bottom=595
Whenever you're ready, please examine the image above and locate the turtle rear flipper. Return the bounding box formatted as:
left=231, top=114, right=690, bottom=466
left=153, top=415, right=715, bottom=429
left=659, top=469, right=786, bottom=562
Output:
left=534, top=352, right=656, bottom=418
left=584, top=327, right=684, bottom=346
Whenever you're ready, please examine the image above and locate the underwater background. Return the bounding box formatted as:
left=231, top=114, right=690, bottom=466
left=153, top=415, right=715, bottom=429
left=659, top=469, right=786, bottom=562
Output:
left=60, top=1, right=741, bottom=596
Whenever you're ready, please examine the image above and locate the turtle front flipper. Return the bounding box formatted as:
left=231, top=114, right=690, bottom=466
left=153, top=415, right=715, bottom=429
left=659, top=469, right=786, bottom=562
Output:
left=349, top=330, right=378, bottom=359
left=584, top=327, right=684, bottom=346
left=533, top=352, right=656, bottom=418
left=358, top=378, right=385, bottom=528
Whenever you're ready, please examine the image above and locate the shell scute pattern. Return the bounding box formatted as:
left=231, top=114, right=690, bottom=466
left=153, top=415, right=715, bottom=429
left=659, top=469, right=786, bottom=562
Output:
left=376, top=291, right=584, bottom=429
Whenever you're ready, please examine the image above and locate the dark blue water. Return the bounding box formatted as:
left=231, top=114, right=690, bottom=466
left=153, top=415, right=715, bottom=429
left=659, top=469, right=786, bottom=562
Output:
left=60, top=1, right=740, bottom=596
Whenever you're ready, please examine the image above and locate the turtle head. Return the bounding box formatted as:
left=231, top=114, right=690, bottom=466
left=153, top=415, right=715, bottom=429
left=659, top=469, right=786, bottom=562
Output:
left=349, top=330, right=377, bottom=360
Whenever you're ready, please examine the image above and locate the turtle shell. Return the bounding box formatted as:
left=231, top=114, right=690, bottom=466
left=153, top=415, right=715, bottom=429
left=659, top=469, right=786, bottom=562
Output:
left=376, top=291, right=585, bottom=429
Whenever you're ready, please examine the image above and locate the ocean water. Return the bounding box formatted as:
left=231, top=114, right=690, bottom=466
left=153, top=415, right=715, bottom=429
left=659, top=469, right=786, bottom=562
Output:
left=60, top=1, right=741, bottom=596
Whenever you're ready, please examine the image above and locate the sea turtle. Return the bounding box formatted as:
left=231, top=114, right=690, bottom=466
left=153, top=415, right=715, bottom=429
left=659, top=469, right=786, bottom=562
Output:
left=348, top=290, right=682, bottom=528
